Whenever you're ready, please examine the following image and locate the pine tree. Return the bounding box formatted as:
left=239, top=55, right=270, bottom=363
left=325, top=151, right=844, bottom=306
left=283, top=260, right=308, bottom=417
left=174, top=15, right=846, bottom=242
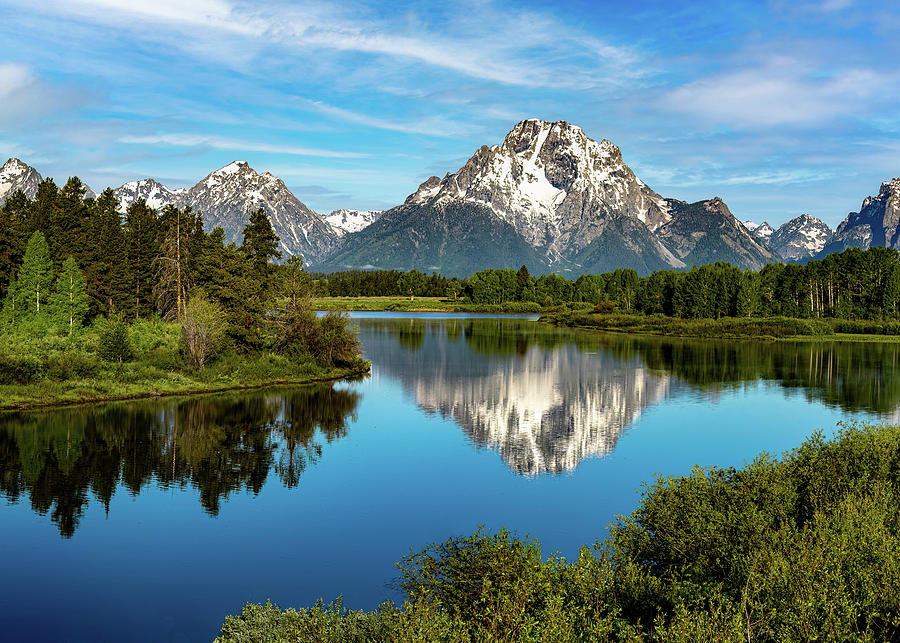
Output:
left=241, top=207, right=281, bottom=274
left=124, top=199, right=160, bottom=319
left=15, top=231, right=54, bottom=318
left=85, top=189, right=129, bottom=316
left=50, top=256, right=89, bottom=335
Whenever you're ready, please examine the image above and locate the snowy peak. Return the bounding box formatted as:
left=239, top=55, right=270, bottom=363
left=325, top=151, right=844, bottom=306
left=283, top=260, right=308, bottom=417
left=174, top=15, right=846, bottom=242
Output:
left=324, top=209, right=383, bottom=237
left=183, top=160, right=338, bottom=262
left=769, top=214, right=832, bottom=262
left=0, top=157, right=42, bottom=205
left=751, top=221, right=775, bottom=242
left=113, top=178, right=182, bottom=212
left=404, top=119, right=671, bottom=261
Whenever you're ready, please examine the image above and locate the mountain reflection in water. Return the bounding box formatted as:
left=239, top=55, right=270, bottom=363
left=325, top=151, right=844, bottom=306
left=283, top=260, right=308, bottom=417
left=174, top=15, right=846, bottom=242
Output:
left=0, top=385, right=360, bottom=538
left=359, top=318, right=900, bottom=476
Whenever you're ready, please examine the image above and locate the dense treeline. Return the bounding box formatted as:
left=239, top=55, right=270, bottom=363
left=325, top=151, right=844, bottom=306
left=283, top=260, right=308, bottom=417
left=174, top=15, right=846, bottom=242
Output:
left=315, top=248, right=900, bottom=321
left=0, top=179, right=362, bottom=377
left=218, top=423, right=900, bottom=641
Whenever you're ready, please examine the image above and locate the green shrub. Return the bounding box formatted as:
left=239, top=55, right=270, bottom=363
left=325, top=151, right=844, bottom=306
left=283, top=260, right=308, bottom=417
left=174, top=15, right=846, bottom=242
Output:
left=219, top=423, right=900, bottom=642
left=0, top=353, right=44, bottom=384
left=97, top=317, right=134, bottom=362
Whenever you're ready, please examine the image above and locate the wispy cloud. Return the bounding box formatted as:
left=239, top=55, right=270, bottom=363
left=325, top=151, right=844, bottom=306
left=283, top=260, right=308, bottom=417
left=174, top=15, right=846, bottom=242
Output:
left=119, top=133, right=369, bottom=158
left=664, top=57, right=882, bottom=127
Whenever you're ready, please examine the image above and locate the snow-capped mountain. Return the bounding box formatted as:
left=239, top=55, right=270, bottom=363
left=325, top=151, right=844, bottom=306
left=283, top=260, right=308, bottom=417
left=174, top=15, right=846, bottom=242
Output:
left=769, top=214, right=832, bottom=262
left=745, top=220, right=774, bottom=243
left=113, top=178, right=184, bottom=212
left=0, top=157, right=42, bottom=205
left=323, top=209, right=382, bottom=237
left=180, top=161, right=339, bottom=262
left=321, top=119, right=770, bottom=275
left=361, top=318, right=675, bottom=475
left=820, top=178, right=900, bottom=256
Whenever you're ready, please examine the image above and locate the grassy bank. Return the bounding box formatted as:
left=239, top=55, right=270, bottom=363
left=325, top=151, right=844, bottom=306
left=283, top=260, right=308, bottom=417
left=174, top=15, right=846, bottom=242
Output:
left=542, top=311, right=900, bottom=341
left=0, top=318, right=369, bottom=411
left=217, top=423, right=900, bottom=642
left=312, top=296, right=546, bottom=314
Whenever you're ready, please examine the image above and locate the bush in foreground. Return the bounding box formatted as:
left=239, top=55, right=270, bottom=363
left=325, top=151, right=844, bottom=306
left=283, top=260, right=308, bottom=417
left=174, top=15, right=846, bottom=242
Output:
left=218, top=423, right=900, bottom=642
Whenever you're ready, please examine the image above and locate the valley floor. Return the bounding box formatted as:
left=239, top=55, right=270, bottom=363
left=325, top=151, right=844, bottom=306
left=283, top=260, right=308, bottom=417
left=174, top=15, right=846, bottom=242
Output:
left=312, top=296, right=545, bottom=313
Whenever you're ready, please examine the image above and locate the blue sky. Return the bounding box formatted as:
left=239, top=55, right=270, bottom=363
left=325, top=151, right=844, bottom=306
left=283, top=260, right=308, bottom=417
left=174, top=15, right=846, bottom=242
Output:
left=1, top=0, right=898, bottom=226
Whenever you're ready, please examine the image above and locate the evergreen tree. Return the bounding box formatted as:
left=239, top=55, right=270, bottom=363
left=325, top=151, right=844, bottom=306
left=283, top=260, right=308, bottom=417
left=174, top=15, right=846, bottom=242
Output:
left=15, top=231, right=54, bottom=318
left=123, top=199, right=161, bottom=319
left=85, top=189, right=129, bottom=316
left=241, top=208, right=281, bottom=274
left=51, top=177, right=91, bottom=261
left=50, top=257, right=89, bottom=335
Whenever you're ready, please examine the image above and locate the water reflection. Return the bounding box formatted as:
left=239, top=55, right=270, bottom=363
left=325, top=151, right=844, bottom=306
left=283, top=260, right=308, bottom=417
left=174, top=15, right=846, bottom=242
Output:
left=0, top=384, right=360, bottom=537
left=359, top=318, right=900, bottom=475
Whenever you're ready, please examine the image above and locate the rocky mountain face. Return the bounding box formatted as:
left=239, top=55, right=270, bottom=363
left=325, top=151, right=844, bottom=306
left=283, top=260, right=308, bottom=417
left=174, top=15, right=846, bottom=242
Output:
left=109, top=162, right=343, bottom=262
left=113, top=178, right=184, bottom=212
left=320, top=120, right=771, bottom=276
left=658, top=198, right=772, bottom=268
left=324, top=209, right=383, bottom=237
left=0, top=158, right=43, bottom=205
left=179, top=161, right=339, bottom=262
left=819, top=179, right=900, bottom=256
left=768, top=214, right=832, bottom=262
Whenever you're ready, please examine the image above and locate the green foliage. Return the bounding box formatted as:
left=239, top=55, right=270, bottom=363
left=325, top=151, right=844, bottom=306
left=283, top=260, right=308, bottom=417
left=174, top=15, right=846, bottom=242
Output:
left=241, top=207, right=281, bottom=274
left=220, top=424, right=900, bottom=642
left=181, top=293, right=226, bottom=369
left=15, top=231, right=54, bottom=319
left=49, top=256, right=89, bottom=335
left=551, top=313, right=835, bottom=339
left=97, top=317, right=134, bottom=362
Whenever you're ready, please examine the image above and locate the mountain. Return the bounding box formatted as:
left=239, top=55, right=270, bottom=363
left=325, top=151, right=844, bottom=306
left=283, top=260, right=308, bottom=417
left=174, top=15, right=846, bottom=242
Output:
left=179, top=161, right=339, bottom=262
left=655, top=198, right=772, bottom=269
left=0, top=158, right=42, bottom=205
left=321, top=199, right=549, bottom=275
left=318, top=119, right=768, bottom=276
left=819, top=178, right=900, bottom=256
left=744, top=220, right=774, bottom=243
left=323, top=209, right=382, bottom=237
left=113, top=178, right=184, bottom=212
left=768, top=214, right=832, bottom=262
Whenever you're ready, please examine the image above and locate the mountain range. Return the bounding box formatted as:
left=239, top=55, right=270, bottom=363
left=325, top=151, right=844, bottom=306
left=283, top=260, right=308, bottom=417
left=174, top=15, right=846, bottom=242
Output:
left=1, top=119, right=898, bottom=275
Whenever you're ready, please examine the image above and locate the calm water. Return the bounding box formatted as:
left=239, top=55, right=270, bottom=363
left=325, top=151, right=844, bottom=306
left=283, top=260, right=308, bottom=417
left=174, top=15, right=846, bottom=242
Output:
left=2, top=314, right=898, bottom=642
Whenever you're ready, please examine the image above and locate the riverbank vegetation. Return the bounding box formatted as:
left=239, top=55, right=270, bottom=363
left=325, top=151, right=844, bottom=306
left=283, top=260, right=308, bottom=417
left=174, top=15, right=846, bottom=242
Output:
left=218, top=422, right=900, bottom=642
left=311, top=247, right=900, bottom=325
left=0, top=181, right=366, bottom=409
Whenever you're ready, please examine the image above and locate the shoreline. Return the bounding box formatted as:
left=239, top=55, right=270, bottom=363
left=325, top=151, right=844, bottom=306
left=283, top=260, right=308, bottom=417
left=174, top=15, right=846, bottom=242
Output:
left=0, top=363, right=371, bottom=413
left=539, top=312, right=900, bottom=343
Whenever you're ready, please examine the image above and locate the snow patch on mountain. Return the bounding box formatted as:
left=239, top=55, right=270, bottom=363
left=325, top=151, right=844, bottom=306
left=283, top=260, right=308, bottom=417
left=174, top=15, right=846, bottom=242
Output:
left=769, top=214, right=832, bottom=261
left=113, top=178, right=183, bottom=212
left=404, top=119, right=672, bottom=263
left=0, top=157, right=42, bottom=205
left=324, top=209, right=383, bottom=236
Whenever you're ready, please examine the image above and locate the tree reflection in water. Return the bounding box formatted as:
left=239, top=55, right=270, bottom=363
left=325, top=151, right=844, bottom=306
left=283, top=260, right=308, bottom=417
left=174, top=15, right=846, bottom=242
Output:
left=364, top=318, right=900, bottom=475
left=0, top=384, right=360, bottom=537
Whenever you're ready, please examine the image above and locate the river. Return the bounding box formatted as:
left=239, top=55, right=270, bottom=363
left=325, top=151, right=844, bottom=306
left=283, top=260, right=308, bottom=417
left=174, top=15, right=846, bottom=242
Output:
left=1, top=313, right=897, bottom=641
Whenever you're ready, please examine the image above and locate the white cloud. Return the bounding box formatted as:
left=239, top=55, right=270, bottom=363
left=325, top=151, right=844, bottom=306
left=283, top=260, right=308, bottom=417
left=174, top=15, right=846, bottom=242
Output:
left=0, top=62, right=88, bottom=124
left=664, top=59, right=881, bottom=127
left=119, top=133, right=369, bottom=158
left=38, top=0, right=641, bottom=90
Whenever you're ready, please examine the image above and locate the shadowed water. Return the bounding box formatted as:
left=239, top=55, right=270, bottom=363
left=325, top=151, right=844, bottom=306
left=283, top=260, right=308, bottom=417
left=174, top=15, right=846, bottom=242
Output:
left=1, top=315, right=897, bottom=641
